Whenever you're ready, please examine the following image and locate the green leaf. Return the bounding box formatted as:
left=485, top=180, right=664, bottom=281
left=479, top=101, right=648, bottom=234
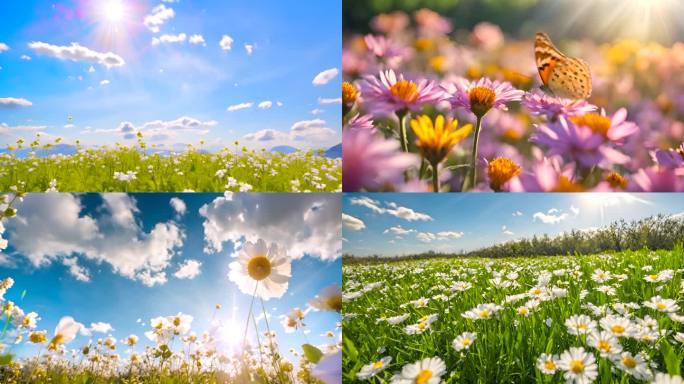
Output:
left=343, top=336, right=358, bottom=361
left=660, top=341, right=680, bottom=375
left=0, top=353, right=13, bottom=365
left=302, top=343, right=324, bottom=364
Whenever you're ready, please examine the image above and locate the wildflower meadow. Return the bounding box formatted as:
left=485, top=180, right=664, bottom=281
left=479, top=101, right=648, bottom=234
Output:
left=342, top=5, right=684, bottom=192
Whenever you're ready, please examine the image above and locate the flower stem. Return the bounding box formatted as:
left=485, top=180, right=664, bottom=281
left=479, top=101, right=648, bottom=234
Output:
left=431, top=161, right=440, bottom=193
left=398, top=111, right=410, bottom=153
left=464, top=115, right=482, bottom=191
left=241, top=283, right=259, bottom=348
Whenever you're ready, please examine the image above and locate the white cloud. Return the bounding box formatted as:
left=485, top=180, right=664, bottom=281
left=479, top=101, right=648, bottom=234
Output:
left=173, top=259, right=201, bottom=279
left=276, top=101, right=283, bottom=107
left=20, top=55, right=31, bottom=61
left=548, top=208, right=560, bottom=214
left=512, top=211, right=523, bottom=217
left=144, top=4, right=174, bottom=33
left=502, top=225, right=514, bottom=236
left=349, top=197, right=433, bottom=221
left=243, top=129, right=288, bottom=142
left=436, top=231, right=464, bottom=239
left=227, top=102, right=253, bottom=112
left=244, top=44, right=255, bottom=55
left=199, top=193, right=340, bottom=260
left=0, top=43, right=8, bottom=52
left=189, top=34, right=206, bottom=46
left=312, top=68, right=339, bottom=85
left=416, top=231, right=463, bottom=243
left=289, top=119, right=336, bottom=142
left=0, top=123, right=46, bottom=135
left=570, top=205, right=580, bottom=216
left=6, top=194, right=185, bottom=287
left=62, top=257, right=90, bottom=282
left=311, top=108, right=324, bottom=115
left=169, top=197, right=187, bottom=217
left=0, top=97, right=32, bottom=108
left=105, top=116, right=217, bottom=141
left=533, top=211, right=568, bottom=224
left=219, top=35, right=234, bottom=51
left=318, top=97, right=342, bottom=105
left=88, top=65, right=95, bottom=73
left=416, top=232, right=436, bottom=243
left=342, top=213, right=365, bottom=231
left=152, top=33, right=187, bottom=46
left=100, top=79, right=110, bottom=86
left=28, top=41, right=125, bottom=68
left=383, top=225, right=414, bottom=236
left=258, top=101, right=273, bottom=109
left=90, top=322, right=114, bottom=334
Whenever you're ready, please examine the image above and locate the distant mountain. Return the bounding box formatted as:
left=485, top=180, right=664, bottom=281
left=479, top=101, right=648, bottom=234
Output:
left=325, top=143, right=341, bottom=158
left=0, top=144, right=77, bottom=158
left=270, top=145, right=298, bottom=154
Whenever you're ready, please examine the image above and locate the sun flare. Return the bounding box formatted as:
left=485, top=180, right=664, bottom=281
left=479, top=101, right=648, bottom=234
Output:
left=102, top=0, right=125, bottom=23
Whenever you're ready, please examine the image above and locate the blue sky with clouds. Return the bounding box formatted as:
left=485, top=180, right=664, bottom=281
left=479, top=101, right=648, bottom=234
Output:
left=0, top=192, right=341, bottom=360
left=343, top=193, right=684, bottom=257
left=0, top=0, right=341, bottom=151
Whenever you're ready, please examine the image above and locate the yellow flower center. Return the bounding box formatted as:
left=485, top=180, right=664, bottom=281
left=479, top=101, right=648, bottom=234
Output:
left=622, top=356, right=637, bottom=369
left=410, top=114, right=473, bottom=165
left=326, top=295, right=342, bottom=312
left=247, top=256, right=272, bottom=281
left=649, top=274, right=658, bottom=280
left=429, top=56, right=445, bottom=72
left=605, top=172, right=627, bottom=190
left=479, top=309, right=490, bottom=318
left=419, top=315, right=429, bottom=322
left=462, top=338, right=471, bottom=346
left=342, top=82, right=359, bottom=105
left=487, top=157, right=521, bottom=191
left=552, top=176, right=585, bottom=192
left=544, top=360, right=556, bottom=371
left=389, top=80, right=419, bottom=104
left=598, top=340, right=611, bottom=352
left=372, top=360, right=384, bottom=369
left=532, top=289, right=542, bottom=295
left=569, top=359, right=585, bottom=374
left=577, top=324, right=588, bottom=330
left=287, top=318, right=297, bottom=328
left=48, top=334, right=65, bottom=351
left=417, top=322, right=427, bottom=330
left=173, top=317, right=181, bottom=327
left=415, top=369, right=433, bottom=384
left=570, top=114, right=611, bottom=137
left=518, top=308, right=529, bottom=314
left=414, top=37, right=434, bottom=51
left=611, top=325, right=625, bottom=334
left=656, top=303, right=667, bottom=310
left=29, top=332, right=46, bottom=344
left=469, top=86, right=496, bottom=117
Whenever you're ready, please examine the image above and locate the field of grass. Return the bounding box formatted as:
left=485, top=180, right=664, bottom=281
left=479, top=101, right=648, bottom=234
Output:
left=342, top=249, right=684, bottom=383
left=0, top=138, right=341, bottom=192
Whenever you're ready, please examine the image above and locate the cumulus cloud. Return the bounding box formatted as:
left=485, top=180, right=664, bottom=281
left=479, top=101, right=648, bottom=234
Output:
left=110, top=116, right=216, bottom=141
left=28, top=42, right=125, bottom=68
left=383, top=225, right=414, bottom=236
left=100, top=79, right=110, bottom=86
left=173, top=259, right=201, bottom=279
left=20, top=55, right=31, bottom=61
left=6, top=194, right=185, bottom=286
left=533, top=209, right=568, bottom=224
left=312, top=68, right=338, bottom=85
left=152, top=33, right=187, bottom=46
left=258, top=101, right=273, bottom=109
left=227, top=102, right=253, bottom=112
left=243, top=129, right=287, bottom=142
left=63, top=257, right=91, bottom=282
left=0, top=97, right=32, bottom=108
left=244, top=44, right=255, bottom=55
left=219, top=35, right=234, bottom=51
left=502, top=225, right=514, bottom=235
left=189, top=34, right=206, bottom=46
left=349, top=197, right=433, bottom=221
left=570, top=205, right=580, bottom=216
left=342, top=213, right=365, bottom=231
left=169, top=197, right=187, bottom=217
left=90, top=322, right=114, bottom=334
left=144, top=4, right=174, bottom=33
left=199, top=193, right=341, bottom=260
left=0, top=43, right=8, bottom=52
left=0, top=123, right=46, bottom=135
left=416, top=231, right=464, bottom=243
left=243, top=119, right=337, bottom=144
left=318, top=97, right=342, bottom=105
left=512, top=211, right=523, bottom=217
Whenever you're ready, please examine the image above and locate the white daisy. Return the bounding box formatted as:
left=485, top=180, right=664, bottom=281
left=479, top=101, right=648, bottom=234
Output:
left=390, top=357, right=446, bottom=384
left=357, top=356, right=392, bottom=380
left=228, top=239, right=292, bottom=300
left=452, top=332, right=477, bottom=351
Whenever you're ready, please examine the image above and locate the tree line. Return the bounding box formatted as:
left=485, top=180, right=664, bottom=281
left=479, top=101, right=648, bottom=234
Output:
left=343, top=214, right=684, bottom=263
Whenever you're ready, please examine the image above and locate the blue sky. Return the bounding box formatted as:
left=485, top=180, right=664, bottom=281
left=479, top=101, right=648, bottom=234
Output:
left=0, top=192, right=341, bottom=360
left=0, top=0, right=341, bottom=151
left=343, top=193, right=684, bottom=257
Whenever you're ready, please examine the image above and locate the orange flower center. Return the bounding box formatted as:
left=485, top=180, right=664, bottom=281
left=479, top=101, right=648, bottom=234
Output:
left=605, top=172, right=627, bottom=189
left=570, top=114, right=611, bottom=137
left=544, top=360, right=556, bottom=371
left=342, top=82, right=358, bottom=105
left=469, top=86, right=496, bottom=117
left=247, top=256, right=272, bottom=281
left=552, top=176, right=585, bottom=192
left=429, top=56, right=446, bottom=72
left=487, top=157, right=521, bottom=191
left=390, top=80, right=419, bottom=104
left=598, top=340, right=611, bottom=352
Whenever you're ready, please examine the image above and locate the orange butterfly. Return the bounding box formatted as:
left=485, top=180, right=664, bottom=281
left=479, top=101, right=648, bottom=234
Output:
left=535, top=32, right=592, bottom=99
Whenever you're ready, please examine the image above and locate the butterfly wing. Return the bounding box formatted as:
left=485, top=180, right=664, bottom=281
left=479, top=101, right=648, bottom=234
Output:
left=535, top=32, right=565, bottom=87
left=535, top=32, right=592, bottom=99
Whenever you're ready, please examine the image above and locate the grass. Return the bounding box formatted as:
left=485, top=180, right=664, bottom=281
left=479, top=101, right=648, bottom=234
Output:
left=0, top=137, right=341, bottom=192
left=342, top=248, right=684, bottom=383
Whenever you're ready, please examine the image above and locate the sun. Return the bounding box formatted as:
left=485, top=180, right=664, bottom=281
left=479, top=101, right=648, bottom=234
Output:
left=102, top=0, right=125, bottom=23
